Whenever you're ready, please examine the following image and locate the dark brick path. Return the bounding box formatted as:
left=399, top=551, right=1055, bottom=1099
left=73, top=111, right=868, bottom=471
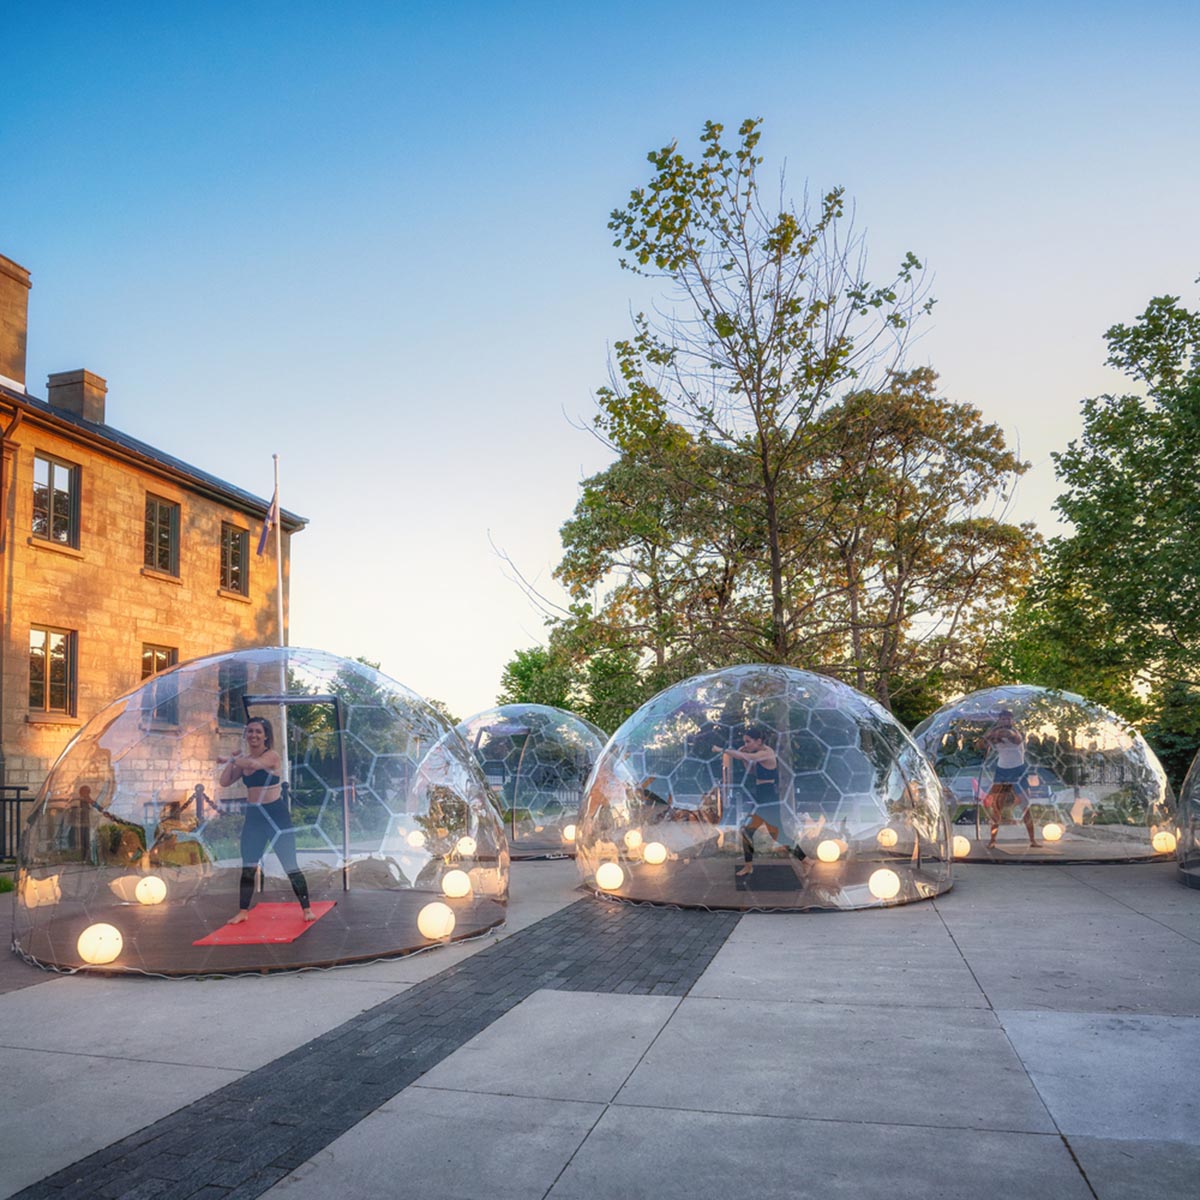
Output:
left=18, top=897, right=740, bottom=1200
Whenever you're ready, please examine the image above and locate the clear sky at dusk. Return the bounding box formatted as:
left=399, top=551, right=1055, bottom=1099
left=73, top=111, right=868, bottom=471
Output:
left=5, top=1, right=1199, bottom=720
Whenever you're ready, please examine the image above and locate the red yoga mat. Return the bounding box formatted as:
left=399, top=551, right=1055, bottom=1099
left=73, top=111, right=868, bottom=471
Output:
left=193, top=901, right=336, bottom=946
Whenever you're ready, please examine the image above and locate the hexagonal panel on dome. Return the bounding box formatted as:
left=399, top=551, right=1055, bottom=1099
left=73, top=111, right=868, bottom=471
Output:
left=576, top=665, right=951, bottom=911
left=15, top=648, right=507, bottom=975
left=911, top=685, right=1176, bottom=862
left=456, top=704, right=608, bottom=858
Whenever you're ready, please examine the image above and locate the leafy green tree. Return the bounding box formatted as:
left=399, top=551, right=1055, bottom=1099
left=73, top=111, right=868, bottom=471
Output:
left=1049, top=289, right=1200, bottom=685
left=599, top=117, right=932, bottom=665
left=1142, top=681, right=1200, bottom=794
left=805, top=368, right=1037, bottom=710
left=496, top=646, right=573, bottom=709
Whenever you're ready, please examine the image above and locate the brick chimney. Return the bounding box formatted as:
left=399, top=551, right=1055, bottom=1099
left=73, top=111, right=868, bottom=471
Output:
left=47, top=369, right=108, bottom=425
left=0, top=253, right=32, bottom=391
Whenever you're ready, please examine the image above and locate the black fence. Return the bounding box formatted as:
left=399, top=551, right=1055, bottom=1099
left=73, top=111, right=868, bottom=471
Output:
left=1, top=785, right=31, bottom=860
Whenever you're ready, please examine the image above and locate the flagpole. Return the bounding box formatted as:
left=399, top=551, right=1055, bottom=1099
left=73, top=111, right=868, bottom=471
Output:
left=271, top=454, right=289, bottom=790
left=273, top=453, right=284, bottom=647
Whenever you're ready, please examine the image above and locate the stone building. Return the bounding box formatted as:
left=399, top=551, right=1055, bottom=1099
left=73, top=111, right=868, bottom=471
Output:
left=0, top=251, right=306, bottom=795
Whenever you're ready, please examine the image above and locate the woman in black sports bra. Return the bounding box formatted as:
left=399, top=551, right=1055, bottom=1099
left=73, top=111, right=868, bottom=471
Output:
left=724, top=724, right=805, bottom=877
left=218, top=717, right=314, bottom=925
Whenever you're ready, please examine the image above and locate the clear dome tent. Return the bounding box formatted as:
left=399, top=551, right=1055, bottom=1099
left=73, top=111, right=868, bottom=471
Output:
left=911, top=685, right=1175, bottom=862
left=575, top=665, right=951, bottom=911
left=15, top=648, right=507, bottom=975
left=455, top=704, right=607, bottom=858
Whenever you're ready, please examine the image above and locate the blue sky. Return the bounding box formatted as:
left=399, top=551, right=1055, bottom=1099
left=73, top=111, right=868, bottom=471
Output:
left=5, top=2, right=1199, bottom=718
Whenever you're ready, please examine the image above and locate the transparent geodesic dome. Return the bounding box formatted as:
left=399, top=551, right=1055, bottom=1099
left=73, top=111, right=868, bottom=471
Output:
left=911, top=685, right=1175, bottom=862
left=456, top=704, right=607, bottom=858
left=15, top=648, right=507, bottom=974
left=576, top=665, right=951, bottom=911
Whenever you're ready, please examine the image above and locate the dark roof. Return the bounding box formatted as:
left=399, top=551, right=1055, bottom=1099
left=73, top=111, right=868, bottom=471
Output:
left=0, top=381, right=306, bottom=530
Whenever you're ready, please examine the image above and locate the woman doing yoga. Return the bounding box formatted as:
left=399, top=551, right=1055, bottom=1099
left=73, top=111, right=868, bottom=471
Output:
left=724, top=725, right=804, bottom=877
left=218, top=717, right=315, bottom=924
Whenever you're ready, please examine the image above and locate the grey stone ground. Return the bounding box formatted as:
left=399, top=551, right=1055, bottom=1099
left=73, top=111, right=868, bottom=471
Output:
left=2, top=859, right=1198, bottom=1199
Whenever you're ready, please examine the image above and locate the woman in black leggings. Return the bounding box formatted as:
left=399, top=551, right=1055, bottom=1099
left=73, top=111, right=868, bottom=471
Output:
left=218, top=717, right=314, bottom=924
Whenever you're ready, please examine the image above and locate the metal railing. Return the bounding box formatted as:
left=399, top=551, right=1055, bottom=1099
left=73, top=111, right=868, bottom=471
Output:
left=1, top=785, right=31, bottom=860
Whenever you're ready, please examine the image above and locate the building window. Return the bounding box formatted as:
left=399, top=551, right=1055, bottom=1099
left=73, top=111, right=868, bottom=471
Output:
left=218, top=657, right=248, bottom=726
left=29, top=626, right=77, bottom=715
left=141, top=644, right=179, bottom=725
left=144, top=495, right=180, bottom=575
left=220, top=523, right=249, bottom=594
left=32, top=454, right=80, bottom=547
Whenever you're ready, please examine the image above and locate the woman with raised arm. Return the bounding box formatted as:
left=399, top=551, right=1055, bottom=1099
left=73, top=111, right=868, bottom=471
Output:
left=724, top=724, right=805, bottom=877
left=218, top=717, right=314, bottom=924
left=979, top=711, right=1040, bottom=850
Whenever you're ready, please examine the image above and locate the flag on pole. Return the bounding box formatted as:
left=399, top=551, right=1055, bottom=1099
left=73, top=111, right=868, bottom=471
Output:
left=257, top=485, right=279, bottom=557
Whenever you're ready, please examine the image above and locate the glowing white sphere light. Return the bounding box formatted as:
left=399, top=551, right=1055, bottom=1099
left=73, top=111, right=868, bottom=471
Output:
left=1153, top=830, right=1177, bottom=854
left=77, top=923, right=123, bottom=965
left=624, top=829, right=644, bottom=850
left=816, top=839, right=842, bottom=863
left=455, top=836, right=477, bottom=857
left=952, top=835, right=971, bottom=858
left=562, top=824, right=577, bottom=843
left=135, top=876, right=167, bottom=906
left=406, top=829, right=427, bottom=849
left=417, top=902, right=456, bottom=939
left=868, top=869, right=902, bottom=901
left=876, top=828, right=898, bottom=848
left=1042, top=823, right=1063, bottom=843
left=642, top=841, right=667, bottom=865
left=441, top=869, right=472, bottom=898
left=595, top=862, right=625, bottom=891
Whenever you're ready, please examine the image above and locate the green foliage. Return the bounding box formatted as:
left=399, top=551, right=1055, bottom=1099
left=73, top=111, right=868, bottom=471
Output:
left=597, top=117, right=936, bottom=669
left=0, top=874, right=14, bottom=894
left=1048, top=288, right=1200, bottom=686
left=496, top=647, right=574, bottom=709
left=523, top=117, right=1031, bottom=716
left=1142, top=680, right=1200, bottom=794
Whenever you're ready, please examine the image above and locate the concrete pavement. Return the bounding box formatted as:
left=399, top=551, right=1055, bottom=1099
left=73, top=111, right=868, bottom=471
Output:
left=2, top=859, right=1197, bottom=1199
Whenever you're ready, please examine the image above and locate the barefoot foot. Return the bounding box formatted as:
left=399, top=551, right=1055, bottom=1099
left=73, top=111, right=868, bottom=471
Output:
left=735, top=864, right=753, bottom=877
left=303, top=908, right=317, bottom=922
left=229, top=910, right=249, bottom=925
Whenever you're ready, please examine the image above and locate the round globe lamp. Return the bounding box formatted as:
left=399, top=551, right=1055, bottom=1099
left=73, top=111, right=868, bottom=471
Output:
left=642, top=841, right=667, bottom=865
left=868, top=869, right=901, bottom=901
left=77, top=923, right=123, bottom=966
left=816, top=839, right=842, bottom=863
left=417, top=902, right=456, bottom=940
left=595, top=862, right=625, bottom=891
left=441, top=870, right=472, bottom=899
left=135, top=876, right=167, bottom=906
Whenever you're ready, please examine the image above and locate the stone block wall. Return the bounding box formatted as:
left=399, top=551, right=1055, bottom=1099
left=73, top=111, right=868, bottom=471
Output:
left=1, top=420, right=292, bottom=795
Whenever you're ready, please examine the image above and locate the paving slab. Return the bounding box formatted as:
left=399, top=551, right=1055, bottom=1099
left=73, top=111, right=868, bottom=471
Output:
left=616, top=996, right=1056, bottom=1132
left=691, top=935, right=988, bottom=1008
left=999, top=1009, right=1200, bottom=1141
left=949, top=915, right=1200, bottom=1015
left=417, top=989, right=679, bottom=1102
left=0, top=971, right=407, bottom=1070
left=1148, top=910, right=1200, bottom=943
left=547, top=1105, right=1093, bottom=1200
left=1063, top=863, right=1200, bottom=916
left=734, top=904, right=948, bottom=947
left=933, top=864, right=1130, bottom=914
left=264, top=1087, right=602, bottom=1200
left=1068, top=1135, right=1200, bottom=1199
left=0, top=1045, right=237, bottom=1199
